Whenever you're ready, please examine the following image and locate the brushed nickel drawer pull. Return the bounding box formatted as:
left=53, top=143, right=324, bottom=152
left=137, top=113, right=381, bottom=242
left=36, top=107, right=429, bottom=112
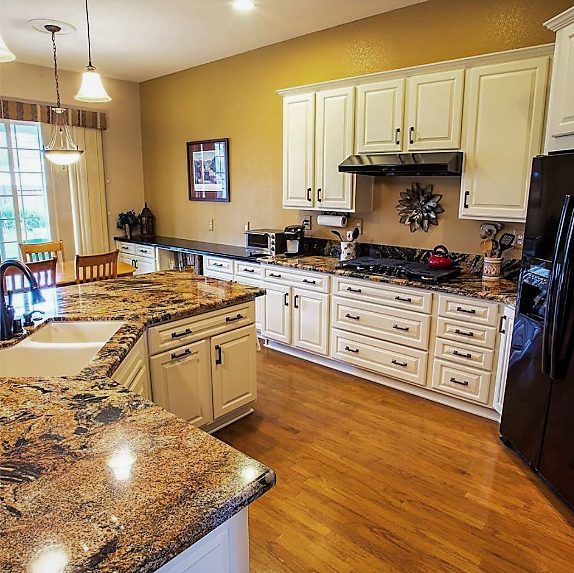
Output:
left=171, top=328, right=192, bottom=339
left=393, top=324, right=410, bottom=332
left=450, top=376, right=469, bottom=387
left=392, top=359, right=408, bottom=368
left=345, top=313, right=360, bottom=321
left=456, top=306, right=476, bottom=314
left=302, top=279, right=316, bottom=284
left=344, top=346, right=359, bottom=354
left=346, top=287, right=362, bottom=293
left=454, top=328, right=474, bottom=337
left=395, top=295, right=412, bottom=303
left=171, top=349, right=191, bottom=360
left=270, top=272, right=282, bottom=278
left=225, top=314, right=244, bottom=323
left=453, top=350, right=472, bottom=359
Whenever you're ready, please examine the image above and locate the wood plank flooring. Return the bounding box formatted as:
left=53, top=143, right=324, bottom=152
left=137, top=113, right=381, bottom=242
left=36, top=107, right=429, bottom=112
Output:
left=215, top=347, right=574, bottom=573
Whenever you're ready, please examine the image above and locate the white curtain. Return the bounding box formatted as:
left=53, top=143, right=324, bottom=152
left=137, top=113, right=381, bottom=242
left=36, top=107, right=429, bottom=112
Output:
left=41, top=124, right=110, bottom=257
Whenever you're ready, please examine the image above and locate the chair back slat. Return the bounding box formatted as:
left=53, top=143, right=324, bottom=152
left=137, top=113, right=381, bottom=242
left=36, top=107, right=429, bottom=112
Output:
left=21, top=240, right=65, bottom=263
left=75, top=250, right=119, bottom=284
left=3, top=258, right=57, bottom=292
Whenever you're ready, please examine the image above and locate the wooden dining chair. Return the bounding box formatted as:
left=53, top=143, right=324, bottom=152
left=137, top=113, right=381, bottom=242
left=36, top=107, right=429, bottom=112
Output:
left=75, top=250, right=119, bottom=284
left=3, top=258, right=58, bottom=292
left=20, top=240, right=65, bottom=263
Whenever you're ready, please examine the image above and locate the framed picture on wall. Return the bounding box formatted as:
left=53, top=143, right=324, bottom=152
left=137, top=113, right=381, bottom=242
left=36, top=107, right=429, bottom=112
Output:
left=187, top=138, right=230, bottom=202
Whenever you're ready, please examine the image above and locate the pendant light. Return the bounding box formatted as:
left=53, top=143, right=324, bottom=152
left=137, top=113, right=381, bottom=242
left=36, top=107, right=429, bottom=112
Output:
left=43, top=25, right=83, bottom=166
left=0, top=30, right=16, bottom=62
left=75, top=0, right=111, bottom=103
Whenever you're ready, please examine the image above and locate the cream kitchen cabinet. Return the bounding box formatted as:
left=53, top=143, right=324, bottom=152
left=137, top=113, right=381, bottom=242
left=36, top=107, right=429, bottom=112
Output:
left=459, top=57, right=549, bottom=222
left=355, top=70, right=463, bottom=153
left=211, top=326, right=257, bottom=419
left=262, top=284, right=292, bottom=345
left=493, top=305, right=516, bottom=414
left=112, top=336, right=152, bottom=401
left=544, top=8, right=574, bottom=153
left=116, top=240, right=159, bottom=275
left=292, top=288, right=330, bottom=355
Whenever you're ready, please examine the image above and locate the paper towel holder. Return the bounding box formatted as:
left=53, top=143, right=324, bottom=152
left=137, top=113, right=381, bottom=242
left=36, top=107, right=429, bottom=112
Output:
left=317, top=212, right=349, bottom=228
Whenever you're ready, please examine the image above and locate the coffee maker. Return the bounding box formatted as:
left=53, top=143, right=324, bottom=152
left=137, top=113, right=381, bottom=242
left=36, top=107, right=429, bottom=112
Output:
left=284, top=225, right=305, bottom=256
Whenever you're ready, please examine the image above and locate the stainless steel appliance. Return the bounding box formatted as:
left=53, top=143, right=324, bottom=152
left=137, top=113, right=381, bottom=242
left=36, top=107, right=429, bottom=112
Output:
left=284, top=225, right=305, bottom=256
left=500, top=149, right=574, bottom=510
left=244, top=229, right=286, bottom=256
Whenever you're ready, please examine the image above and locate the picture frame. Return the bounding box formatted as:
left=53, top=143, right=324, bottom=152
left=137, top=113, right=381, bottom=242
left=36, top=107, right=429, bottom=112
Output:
left=187, top=138, right=230, bottom=202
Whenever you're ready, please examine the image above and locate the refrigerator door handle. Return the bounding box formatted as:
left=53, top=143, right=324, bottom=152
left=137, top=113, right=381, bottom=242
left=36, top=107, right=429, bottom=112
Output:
left=543, top=195, right=574, bottom=375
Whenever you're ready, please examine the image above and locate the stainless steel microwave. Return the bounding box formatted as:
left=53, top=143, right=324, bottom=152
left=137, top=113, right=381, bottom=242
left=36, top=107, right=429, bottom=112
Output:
left=244, top=229, right=287, bottom=256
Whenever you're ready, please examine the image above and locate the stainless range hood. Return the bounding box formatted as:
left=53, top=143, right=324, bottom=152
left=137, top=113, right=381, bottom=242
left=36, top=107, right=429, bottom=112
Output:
left=338, top=152, right=463, bottom=177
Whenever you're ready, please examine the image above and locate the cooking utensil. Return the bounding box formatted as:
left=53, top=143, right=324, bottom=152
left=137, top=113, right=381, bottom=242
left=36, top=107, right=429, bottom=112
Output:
left=352, top=226, right=360, bottom=241
left=427, top=245, right=454, bottom=269
left=495, top=233, right=515, bottom=256
left=346, top=230, right=354, bottom=241
left=479, top=223, right=502, bottom=240
left=331, top=230, right=345, bottom=242
left=491, top=239, right=499, bottom=257
left=481, top=239, right=494, bottom=257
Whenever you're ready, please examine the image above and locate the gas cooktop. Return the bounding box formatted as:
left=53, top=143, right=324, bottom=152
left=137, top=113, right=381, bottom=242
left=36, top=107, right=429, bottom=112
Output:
left=339, top=256, right=461, bottom=283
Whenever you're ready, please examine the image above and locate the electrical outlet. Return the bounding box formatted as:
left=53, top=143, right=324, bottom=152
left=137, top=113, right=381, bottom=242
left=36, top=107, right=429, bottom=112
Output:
left=353, top=218, right=363, bottom=235
left=244, top=221, right=250, bottom=231
left=208, top=219, right=214, bottom=231
left=516, top=232, right=524, bottom=247
left=302, top=216, right=312, bottom=231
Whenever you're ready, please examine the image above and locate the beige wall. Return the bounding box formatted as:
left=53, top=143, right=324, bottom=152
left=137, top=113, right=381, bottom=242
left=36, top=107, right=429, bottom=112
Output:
left=141, top=0, right=571, bottom=254
left=0, top=61, right=144, bottom=247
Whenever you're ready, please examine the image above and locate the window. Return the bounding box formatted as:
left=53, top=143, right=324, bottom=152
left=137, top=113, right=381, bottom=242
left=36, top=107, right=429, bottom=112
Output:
left=0, top=120, right=51, bottom=260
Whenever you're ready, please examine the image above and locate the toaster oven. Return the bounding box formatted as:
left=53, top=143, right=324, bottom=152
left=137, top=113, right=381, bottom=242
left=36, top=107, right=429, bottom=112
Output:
left=244, top=229, right=287, bottom=256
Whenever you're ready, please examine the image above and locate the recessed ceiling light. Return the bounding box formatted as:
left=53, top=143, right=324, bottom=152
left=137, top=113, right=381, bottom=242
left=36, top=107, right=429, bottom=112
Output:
left=233, top=0, right=255, bottom=12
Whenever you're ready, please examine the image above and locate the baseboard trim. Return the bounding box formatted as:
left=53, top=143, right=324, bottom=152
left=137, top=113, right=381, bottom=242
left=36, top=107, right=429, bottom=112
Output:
left=203, top=406, right=255, bottom=434
left=264, top=339, right=500, bottom=422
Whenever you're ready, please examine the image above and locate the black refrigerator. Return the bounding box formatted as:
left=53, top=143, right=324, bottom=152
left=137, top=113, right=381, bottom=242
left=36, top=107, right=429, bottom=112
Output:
left=500, top=149, right=574, bottom=510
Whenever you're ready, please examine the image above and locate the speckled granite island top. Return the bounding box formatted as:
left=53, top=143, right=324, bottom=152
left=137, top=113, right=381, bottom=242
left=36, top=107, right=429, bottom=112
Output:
left=259, top=255, right=518, bottom=305
left=0, top=270, right=274, bottom=573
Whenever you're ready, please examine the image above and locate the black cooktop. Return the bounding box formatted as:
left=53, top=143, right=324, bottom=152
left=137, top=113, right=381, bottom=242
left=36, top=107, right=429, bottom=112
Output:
left=339, top=256, right=461, bottom=283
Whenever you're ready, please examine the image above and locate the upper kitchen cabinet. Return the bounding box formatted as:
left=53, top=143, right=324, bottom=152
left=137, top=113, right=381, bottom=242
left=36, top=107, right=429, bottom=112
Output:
left=459, top=57, right=549, bottom=222
left=544, top=8, right=574, bottom=153
left=355, top=79, right=405, bottom=153
left=405, top=70, right=464, bottom=151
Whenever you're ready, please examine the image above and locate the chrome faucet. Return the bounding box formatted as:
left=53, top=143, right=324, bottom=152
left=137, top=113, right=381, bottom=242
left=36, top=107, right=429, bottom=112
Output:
left=0, top=260, right=45, bottom=340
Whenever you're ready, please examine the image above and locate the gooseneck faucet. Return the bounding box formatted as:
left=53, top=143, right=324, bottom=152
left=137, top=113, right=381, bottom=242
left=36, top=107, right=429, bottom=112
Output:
left=0, top=260, right=45, bottom=341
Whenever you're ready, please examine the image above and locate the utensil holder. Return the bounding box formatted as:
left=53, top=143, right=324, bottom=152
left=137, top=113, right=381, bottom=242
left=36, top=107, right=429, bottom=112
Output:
left=340, top=241, right=356, bottom=261
left=483, top=257, right=502, bottom=281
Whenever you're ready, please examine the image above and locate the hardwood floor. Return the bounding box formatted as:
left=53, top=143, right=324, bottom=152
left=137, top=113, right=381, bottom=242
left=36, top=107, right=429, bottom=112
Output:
left=215, top=347, right=574, bottom=573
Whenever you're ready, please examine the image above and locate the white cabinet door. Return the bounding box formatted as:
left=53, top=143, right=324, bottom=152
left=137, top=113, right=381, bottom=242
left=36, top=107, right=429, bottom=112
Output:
left=118, top=253, right=133, bottom=266
left=493, top=305, right=515, bottom=415
left=292, top=288, right=329, bottom=356
left=459, top=57, right=549, bottom=222
left=355, top=79, right=404, bottom=153
left=262, top=285, right=291, bottom=345
left=134, top=255, right=157, bottom=275
left=283, top=93, right=315, bottom=209
left=150, top=340, right=213, bottom=427
left=211, top=326, right=257, bottom=419
left=405, top=69, right=464, bottom=151
left=112, top=336, right=151, bottom=401
left=315, top=87, right=355, bottom=210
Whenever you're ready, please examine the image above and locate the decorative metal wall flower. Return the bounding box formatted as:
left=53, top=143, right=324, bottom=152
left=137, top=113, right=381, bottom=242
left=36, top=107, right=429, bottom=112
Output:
left=396, top=183, right=444, bottom=233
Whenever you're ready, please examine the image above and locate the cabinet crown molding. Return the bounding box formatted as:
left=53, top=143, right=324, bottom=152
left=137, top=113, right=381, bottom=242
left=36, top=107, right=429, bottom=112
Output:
left=544, top=7, right=574, bottom=32
left=277, top=44, right=553, bottom=96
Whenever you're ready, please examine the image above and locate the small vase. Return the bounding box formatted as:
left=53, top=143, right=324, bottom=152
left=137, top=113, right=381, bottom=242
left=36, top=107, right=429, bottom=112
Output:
left=127, top=226, right=133, bottom=239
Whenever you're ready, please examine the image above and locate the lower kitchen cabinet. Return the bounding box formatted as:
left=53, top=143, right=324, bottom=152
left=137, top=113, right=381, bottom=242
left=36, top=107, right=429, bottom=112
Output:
left=150, top=340, right=214, bottom=427
left=112, top=336, right=152, bottom=400
left=116, top=240, right=159, bottom=275
left=263, top=285, right=292, bottom=345
left=292, top=288, right=329, bottom=355
left=211, top=326, right=257, bottom=419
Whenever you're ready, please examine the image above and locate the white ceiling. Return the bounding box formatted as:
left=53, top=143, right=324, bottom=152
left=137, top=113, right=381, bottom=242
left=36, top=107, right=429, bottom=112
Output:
left=1, top=0, right=427, bottom=82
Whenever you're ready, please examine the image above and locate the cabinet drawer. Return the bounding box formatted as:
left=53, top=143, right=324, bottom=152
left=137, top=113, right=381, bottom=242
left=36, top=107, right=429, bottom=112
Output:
left=436, top=317, right=497, bottom=349
left=330, top=328, right=428, bottom=387
left=116, top=241, right=135, bottom=256
left=204, top=256, right=234, bottom=276
left=148, top=303, right=255, bottom=355
left=332, top=276, right=432, bottom=314
left=263, top=266, right=329, bottom=293
left=431, top=359, right=492, bottom=404
left=136, top=245, right=156, bottom=259
left=235, top=261, right=263, bottom=280
left=332, top=296, right=430, bottom=350
left=437, top=294, right=498, bottom=326
left=434, top=338, right=494, bottom=371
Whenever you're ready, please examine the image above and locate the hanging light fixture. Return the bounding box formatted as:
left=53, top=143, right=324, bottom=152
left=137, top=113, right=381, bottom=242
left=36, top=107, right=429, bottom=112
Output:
left=43, top=25, right=83, bottom=166
left=75, top=0, right=111, bottom=103
left=0, top=30, right=16, bottom=62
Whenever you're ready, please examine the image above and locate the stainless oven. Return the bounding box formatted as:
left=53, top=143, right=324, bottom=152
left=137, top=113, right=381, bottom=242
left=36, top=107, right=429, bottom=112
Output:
left=244, top=229, right=287, bottom=256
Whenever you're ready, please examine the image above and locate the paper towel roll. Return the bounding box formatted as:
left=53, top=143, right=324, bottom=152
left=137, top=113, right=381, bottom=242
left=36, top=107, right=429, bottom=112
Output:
left=317, top=214, right=348, bottom=228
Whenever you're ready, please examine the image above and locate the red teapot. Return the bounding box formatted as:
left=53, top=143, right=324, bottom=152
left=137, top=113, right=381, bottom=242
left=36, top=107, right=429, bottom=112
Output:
left=427, top=245, right=454, bottom=269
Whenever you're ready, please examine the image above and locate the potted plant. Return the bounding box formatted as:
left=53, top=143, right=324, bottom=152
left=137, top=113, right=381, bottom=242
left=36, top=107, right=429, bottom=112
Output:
left=117, top=210, right=140, bottom=239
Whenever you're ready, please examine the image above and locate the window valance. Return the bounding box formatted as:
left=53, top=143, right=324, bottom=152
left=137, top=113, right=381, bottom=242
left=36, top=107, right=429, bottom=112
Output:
left=0, top=97, right=107, bottom=130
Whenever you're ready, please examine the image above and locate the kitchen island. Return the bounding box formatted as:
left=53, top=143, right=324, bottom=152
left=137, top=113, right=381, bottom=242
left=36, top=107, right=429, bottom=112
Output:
left=0, top=270, right=274, bottom=573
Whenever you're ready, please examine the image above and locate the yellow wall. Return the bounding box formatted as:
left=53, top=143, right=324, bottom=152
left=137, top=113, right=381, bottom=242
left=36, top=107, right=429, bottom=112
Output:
left=141, top=0, right=571, bottom=254
left=1, top=62, right=145, bottom=247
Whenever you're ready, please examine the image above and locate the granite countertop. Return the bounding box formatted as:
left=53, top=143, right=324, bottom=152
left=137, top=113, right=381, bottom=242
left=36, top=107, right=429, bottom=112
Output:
left=258, top=255, right=518, bottom=305
left=115, top=235, right=258, bottom=261
left=0, top=270, right=274, bottom=573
